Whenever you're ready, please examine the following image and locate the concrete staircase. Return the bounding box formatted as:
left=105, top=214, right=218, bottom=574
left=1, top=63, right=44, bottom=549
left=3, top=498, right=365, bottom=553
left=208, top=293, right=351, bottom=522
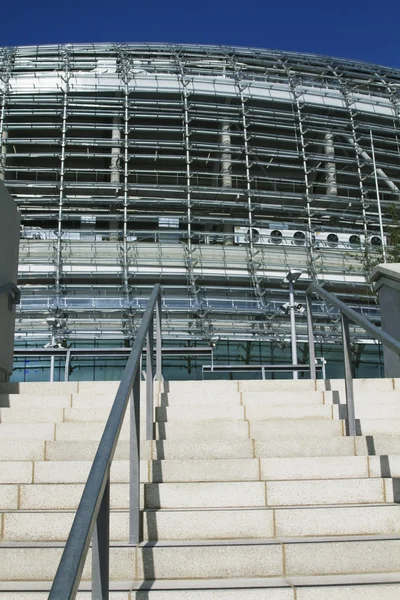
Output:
left=0, top=378, right=400, bottom=598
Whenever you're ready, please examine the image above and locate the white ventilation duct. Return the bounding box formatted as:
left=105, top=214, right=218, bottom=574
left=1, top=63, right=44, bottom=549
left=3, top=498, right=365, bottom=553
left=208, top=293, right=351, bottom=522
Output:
left=324, top=132, right=337, bottom=196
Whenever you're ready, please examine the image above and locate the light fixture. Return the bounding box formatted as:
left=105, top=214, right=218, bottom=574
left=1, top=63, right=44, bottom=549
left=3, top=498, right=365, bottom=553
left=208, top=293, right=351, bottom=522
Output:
left=286, top=269, right=303, bottom=282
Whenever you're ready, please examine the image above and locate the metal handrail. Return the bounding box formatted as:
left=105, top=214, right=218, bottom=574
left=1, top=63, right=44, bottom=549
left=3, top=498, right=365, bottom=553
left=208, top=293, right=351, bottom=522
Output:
left=12, top=346, right=212, bottom=382
left=202, top=361, right=326, bottom=379
left=0, top=282, right=20, bottom=310
left=307, top=282, right=400, bottom=436
left=49, top=284, right=162, bottom=599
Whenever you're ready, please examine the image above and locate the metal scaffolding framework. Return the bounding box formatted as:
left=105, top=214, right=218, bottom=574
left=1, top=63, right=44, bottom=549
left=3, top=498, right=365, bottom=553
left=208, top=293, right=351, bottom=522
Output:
left=1, top=42, right=399, bottom=348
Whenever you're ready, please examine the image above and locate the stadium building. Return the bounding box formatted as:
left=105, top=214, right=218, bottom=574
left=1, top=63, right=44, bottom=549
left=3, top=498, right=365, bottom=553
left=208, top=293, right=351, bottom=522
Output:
left=0, top=42, right=398, bottom=380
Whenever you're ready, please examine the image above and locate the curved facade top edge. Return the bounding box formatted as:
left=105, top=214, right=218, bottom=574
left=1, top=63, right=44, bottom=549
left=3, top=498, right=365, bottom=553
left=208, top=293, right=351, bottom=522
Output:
left=1, top=42, right=400, bottom=77
left=2, top=73, right=396, bottom=119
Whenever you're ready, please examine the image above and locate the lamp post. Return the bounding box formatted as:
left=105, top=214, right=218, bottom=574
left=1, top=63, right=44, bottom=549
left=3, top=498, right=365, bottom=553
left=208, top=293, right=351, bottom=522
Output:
left=285, top=270, right=303, bottom=380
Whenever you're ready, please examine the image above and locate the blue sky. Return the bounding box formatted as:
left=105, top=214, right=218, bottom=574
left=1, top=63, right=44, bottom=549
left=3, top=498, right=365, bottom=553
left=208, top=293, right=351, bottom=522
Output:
left=2, top=0, right=400, bottom=68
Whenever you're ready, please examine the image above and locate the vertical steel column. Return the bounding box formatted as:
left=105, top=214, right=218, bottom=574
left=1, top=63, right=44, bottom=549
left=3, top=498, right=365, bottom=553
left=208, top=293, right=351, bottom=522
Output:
left=334, top=69, right=369, bottom=241
left=129, top=371, right=141, bottom=544
left=305, top=292, right=317, bottom=380
left=55, top=63, right=69, bottom=301
left=146, top=319, right=154, bottom=441
left=54, top=51, right=70, bottom=362
left=92, top=476, right=110, bottom=600
left=370, top=130, right=387, bottom=262
left=340, top=313, right=357, bottom=436
left=155, top=292, right=162, bottom=381
left=0, top=126, right=7, bottom=181
left=288, top=281, right=298, bottom=380
left=240, top=89, right=253, bottom=244
left=122, top=84, right=130, bottom=300
left=50, top=325, right=56, bottom=383
left=0, top=49, right=13, bottom=181
left=292, top=84, right=315, bottom=278
left=181, top=75, right=192, bottom=250
left=64, top=349, right=71, bottom=382
left=109, top=112, right=121, bottom=242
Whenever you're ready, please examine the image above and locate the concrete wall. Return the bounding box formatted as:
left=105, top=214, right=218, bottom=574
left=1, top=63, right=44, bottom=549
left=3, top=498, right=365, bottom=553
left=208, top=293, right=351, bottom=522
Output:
left=0, top=183, right=20, bottom=381
left=372, top=264, right=400, bottom=378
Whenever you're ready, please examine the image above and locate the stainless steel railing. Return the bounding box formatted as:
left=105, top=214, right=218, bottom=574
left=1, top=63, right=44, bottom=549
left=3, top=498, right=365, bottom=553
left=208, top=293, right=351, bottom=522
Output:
left=13, top=346, right=212, bottom=382
left=48, top=284, right=162, bottom=599
left=306, top=282, right=400, bottom=436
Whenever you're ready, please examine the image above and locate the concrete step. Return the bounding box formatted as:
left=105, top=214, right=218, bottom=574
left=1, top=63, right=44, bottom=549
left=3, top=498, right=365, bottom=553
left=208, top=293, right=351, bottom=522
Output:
left=350, top=404, right=400, bottom=419
left=0, top=382, right=78, bottom=394
left=259, top=456, right=371, bottom=480
left=241, top=391, right=324, bottom=406
left=145, top=479, right=393, bottom=508
left=316, top=378, right=394, bottom=393
left=44, top=439, right=254, bottom=461
left=1, top=536, right=400, bottom=581
left=360, top=419, right=400, bottom=435
left=0, top=441, right=45, bottom=461
left=355, top=435, right=400, bottom=455
left=255, top=437, right=356, bottom=457
left=249, top=420, right=344, bottom=438
left=3, top=504, right=400, bottom=543
left=239, top=380, right=317, bottom=392
left=31, top=459, right=259, bottom=484
left=4, top=455, right=390, bottom=484
left=62, top=405, right=246, bottom=423
left=2, top=576, right=400, bottom=599
left=12, top=477, right=392, bottom=511
left=0, top=395, right=72, bottom=408
left=54, top=420, right=250, bottom=441
left=0, top=424, right=55, bottom=441
left=1, top=576, right=400, bottom=599
left=245, top=404, right=333, bottom=420
left=0, top=408, right=64, bottom=423
left=42, top=436, right=400, bottom=462
left=256, top=435, right=400, bottom=458
left=324, top=390, right=400, bottom=405
left=72, top=393, right=242, bottom=408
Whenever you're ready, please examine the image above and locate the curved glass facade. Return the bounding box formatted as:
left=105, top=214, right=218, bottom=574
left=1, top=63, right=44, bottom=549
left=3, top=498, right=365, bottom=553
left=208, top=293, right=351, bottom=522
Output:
left=0, top=43, right=398, bottom=373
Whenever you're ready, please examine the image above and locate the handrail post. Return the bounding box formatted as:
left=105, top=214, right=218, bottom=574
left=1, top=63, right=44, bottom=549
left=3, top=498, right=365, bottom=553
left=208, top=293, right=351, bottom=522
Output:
left=155, top=292, right=162, bottom=380
left=341, top=313, right=357, bottom=436
left=305, top=291, right=317, bottom=380
left=146, top=319, right=154, bottom=441
left=129, top=371, right=141, bottom=544
left=48, top=284, right=162, bottom=598
left=92, top=475, right=110, bottom=599
left=64, top=349, right=71, bottom=382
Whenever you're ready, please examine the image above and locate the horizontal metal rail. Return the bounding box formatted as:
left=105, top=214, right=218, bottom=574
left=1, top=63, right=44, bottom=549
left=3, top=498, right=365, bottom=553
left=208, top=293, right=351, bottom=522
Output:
left=307, top=282, right=400, bottom=436
left=12, top=346, right=211, bottom=383
left=13, top=347, right=212, bottom=357
left=48, top=284, right=162, bottom=599
left=202, top=362, right=324, bottom=379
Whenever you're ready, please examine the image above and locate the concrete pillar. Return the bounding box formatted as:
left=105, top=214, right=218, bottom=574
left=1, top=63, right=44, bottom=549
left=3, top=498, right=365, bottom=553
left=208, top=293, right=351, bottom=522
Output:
left=324, top=132, right=337, bottom=197
left=371, top=264, right=400, bottom=377
left=0, top=182, right=20, bottom=381
left=110, top=117, right=121, bottom=241
left=221, top=121, right=234, bottom=245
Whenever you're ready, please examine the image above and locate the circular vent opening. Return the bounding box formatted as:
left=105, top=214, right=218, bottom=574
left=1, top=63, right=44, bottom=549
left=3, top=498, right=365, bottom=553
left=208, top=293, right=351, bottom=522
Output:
left=370, top=235, right=382, bottom=246
left=246, top=228, right=260, bottom=243
left=327, top=233, right=339, bottom=247
left=349, top=235, right=361, bottom=246
left=270, top=230, right=283, bottom=244
left=293, top=231, right=306, bottom=245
